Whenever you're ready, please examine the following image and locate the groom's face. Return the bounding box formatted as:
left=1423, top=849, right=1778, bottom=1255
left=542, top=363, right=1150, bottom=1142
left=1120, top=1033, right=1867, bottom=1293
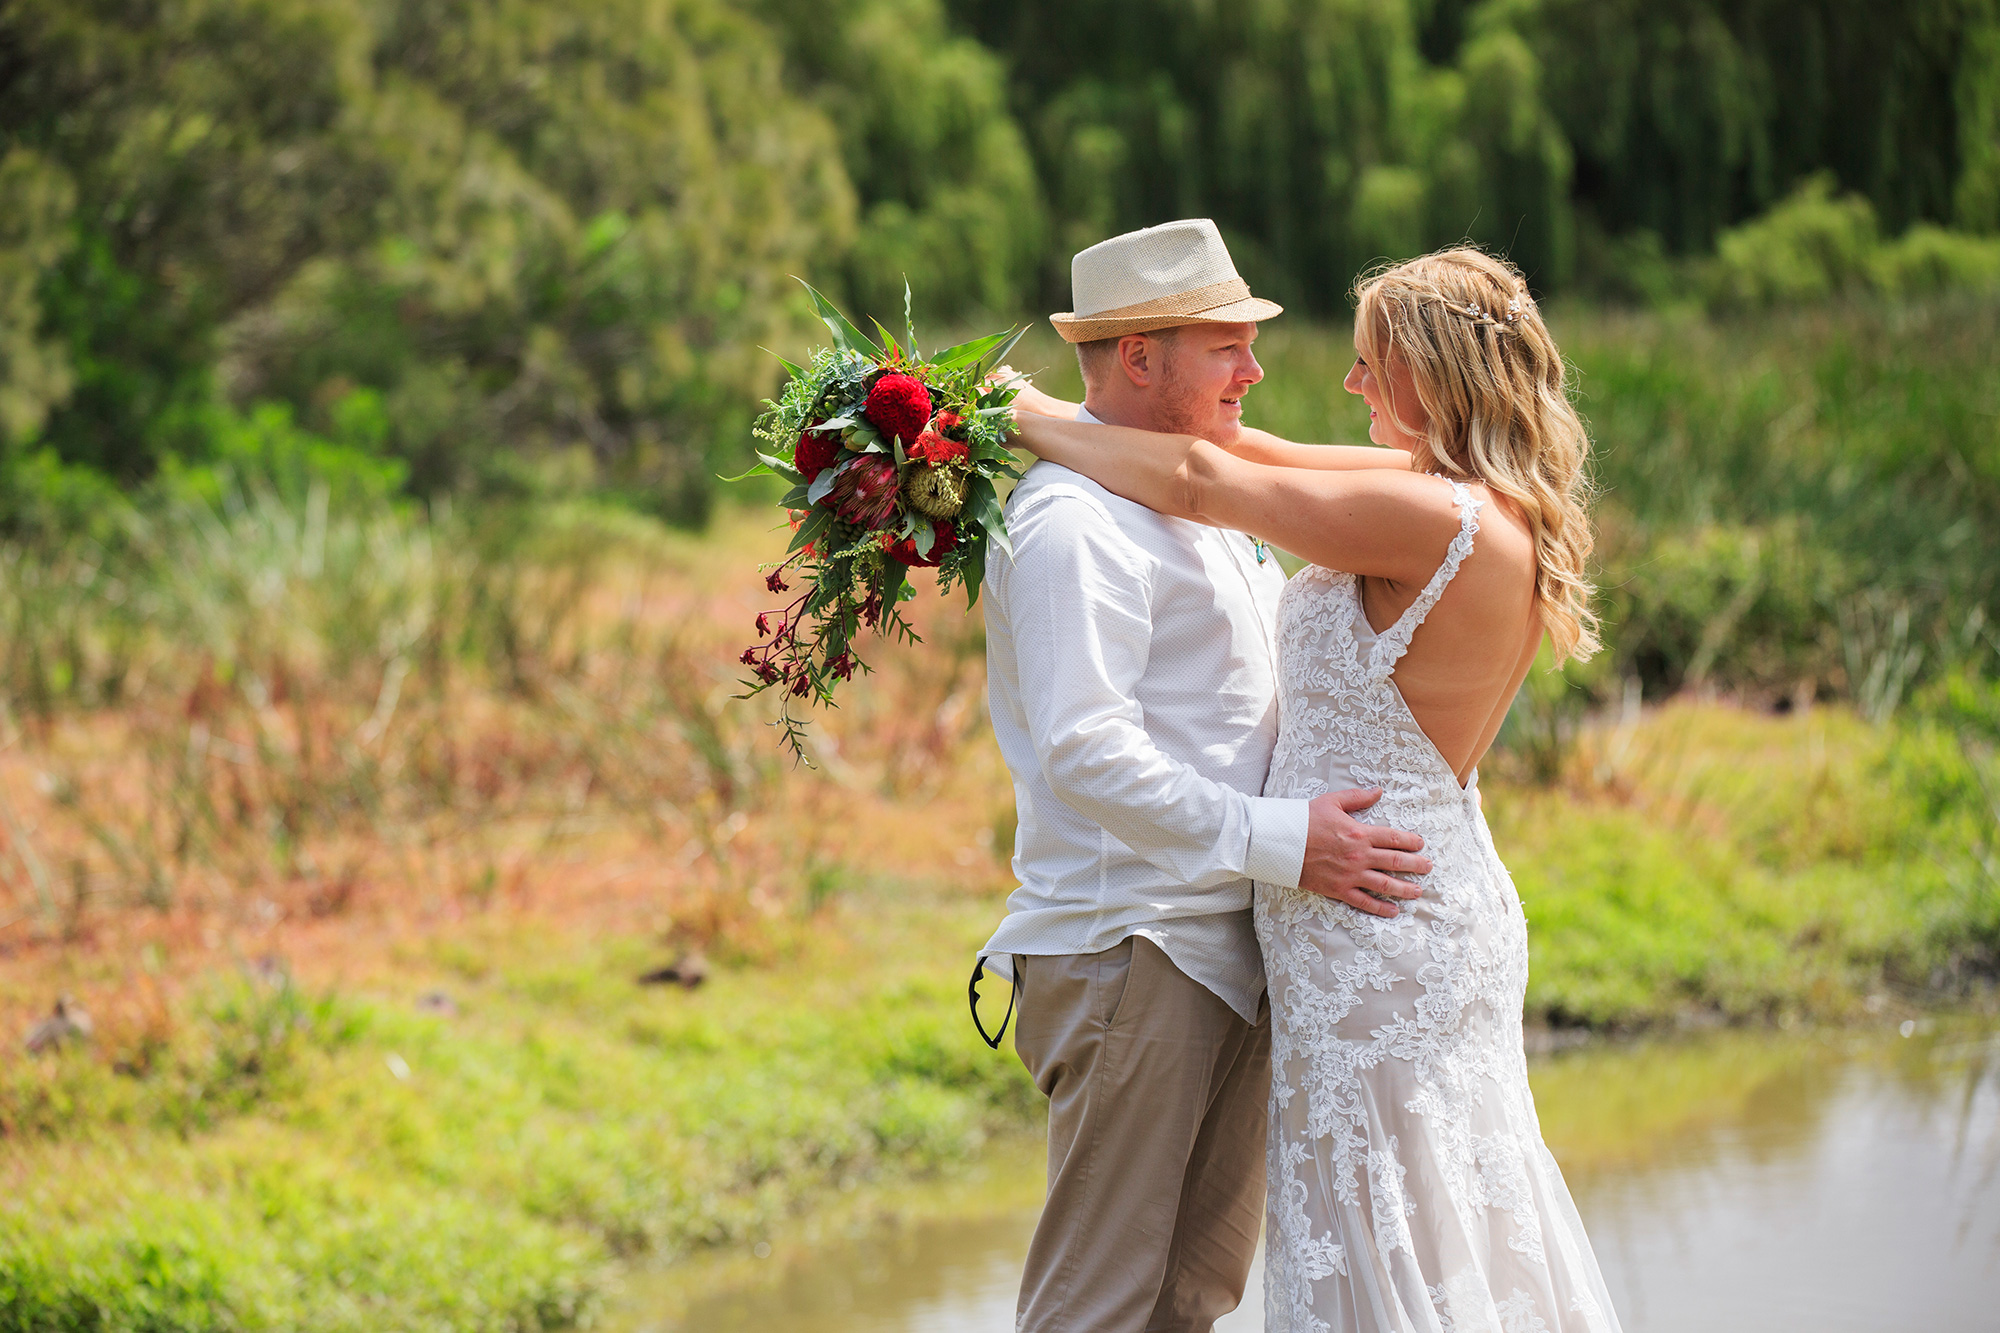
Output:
left=1147, top=322, right=1264, bottom=446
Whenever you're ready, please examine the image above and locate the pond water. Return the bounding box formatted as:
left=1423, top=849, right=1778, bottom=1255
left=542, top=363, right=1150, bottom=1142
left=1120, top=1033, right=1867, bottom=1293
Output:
left=612, top=1020, right=2000, bottom=1333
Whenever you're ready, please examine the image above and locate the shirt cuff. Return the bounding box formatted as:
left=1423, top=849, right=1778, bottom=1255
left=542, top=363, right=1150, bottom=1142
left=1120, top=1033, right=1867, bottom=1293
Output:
left=1244, top=796, right=1310, bottom=888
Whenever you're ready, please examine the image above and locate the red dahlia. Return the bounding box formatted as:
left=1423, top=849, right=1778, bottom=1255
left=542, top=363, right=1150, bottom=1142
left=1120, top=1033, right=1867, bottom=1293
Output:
left=864, top=372, right=932, bottom=446
left=888, top=519, right=958, bottom=568
left=826, top=454, right=901, bottom=528
left=794, top=424, right=840, bottom=480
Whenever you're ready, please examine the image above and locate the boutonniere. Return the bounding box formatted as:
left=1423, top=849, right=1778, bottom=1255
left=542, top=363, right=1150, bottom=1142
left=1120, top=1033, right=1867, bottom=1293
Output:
left=1250, top=536, right=1270, bottom=565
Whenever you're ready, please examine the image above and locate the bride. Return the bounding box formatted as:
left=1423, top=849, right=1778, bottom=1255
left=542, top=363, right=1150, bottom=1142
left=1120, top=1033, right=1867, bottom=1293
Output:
left=1010, top=247, right=1622, bottom=1333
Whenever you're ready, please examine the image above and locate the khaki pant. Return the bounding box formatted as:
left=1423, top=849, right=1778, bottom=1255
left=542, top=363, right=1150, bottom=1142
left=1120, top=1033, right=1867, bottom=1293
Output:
left=1012, top=936, right=1271, bottom=1333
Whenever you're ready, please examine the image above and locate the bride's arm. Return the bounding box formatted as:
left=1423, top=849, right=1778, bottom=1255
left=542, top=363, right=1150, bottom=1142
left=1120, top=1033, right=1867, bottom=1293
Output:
left=1228, top=426, right=1413, bottom=472
left=1006, top=375, right=1409, bottom=473
left=1010, top=414, right=1461, bottom=583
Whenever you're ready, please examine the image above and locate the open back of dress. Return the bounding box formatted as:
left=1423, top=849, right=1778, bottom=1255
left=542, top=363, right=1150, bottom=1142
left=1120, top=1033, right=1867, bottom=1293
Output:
left=1256, top=481, right=1622, bottom=1333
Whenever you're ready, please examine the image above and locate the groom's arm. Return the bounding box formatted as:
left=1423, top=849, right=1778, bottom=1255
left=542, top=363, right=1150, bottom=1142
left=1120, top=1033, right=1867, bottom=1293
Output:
left=1008, top=490, right=1309, bottom=890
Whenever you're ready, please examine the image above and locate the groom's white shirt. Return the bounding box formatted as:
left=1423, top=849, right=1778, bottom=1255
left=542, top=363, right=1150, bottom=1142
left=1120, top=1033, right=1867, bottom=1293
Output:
left=976, top=406, right=1309, bottom=1023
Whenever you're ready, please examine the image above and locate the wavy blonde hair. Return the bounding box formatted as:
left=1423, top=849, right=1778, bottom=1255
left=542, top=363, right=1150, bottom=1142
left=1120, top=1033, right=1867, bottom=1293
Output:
left=1353, top=247, right=1600, bottom=664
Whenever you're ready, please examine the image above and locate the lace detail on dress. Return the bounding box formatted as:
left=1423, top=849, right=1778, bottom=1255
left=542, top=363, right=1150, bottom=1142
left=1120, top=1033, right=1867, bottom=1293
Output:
left=1363, top=481, right=1483, bottom=685
left=1256, top=480, right=1622, bottom=1333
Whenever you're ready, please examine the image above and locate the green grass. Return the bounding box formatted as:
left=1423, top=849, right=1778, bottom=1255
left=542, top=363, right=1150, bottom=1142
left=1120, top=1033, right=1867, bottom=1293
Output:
left=2, top=889, right=1037, bottom=1332
left=1495, top=699, right=2000, bottom=1027
left=6, top=698, right=1997, bottom=1330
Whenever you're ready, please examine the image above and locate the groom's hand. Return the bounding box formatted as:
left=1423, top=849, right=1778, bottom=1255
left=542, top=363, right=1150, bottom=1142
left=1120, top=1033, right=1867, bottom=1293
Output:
left=1299, top=788, right=1429, bottom=917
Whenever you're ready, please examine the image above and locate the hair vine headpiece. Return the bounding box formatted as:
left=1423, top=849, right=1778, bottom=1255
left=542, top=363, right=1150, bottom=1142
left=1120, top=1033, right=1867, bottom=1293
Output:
left=1424, top=291, right=1526, bottom=331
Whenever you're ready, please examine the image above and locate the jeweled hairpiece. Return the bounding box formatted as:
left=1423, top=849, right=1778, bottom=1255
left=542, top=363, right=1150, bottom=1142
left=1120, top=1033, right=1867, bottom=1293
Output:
left=1430, top=291, right=1526, bottom=331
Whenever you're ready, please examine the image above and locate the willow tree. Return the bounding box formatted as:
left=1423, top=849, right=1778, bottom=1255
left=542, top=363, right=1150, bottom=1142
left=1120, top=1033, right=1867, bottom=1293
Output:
left=748, top=0, right=1046, bottom=325
left=0, top=0, right=854, bottom=515
left=1525, top=0, right=1994, bottom=252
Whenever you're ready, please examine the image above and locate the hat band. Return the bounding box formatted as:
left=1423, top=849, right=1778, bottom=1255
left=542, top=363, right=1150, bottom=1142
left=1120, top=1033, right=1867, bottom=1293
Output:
left=1074, top=277, right=1251, bottom=322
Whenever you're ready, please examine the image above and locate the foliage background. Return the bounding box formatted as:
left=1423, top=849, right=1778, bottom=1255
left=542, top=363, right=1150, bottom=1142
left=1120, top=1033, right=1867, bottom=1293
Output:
left=4, top=0, right=1998, bottom=511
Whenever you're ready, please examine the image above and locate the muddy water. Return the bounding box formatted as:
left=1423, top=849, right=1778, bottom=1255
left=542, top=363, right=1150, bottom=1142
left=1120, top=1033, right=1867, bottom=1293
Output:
left=613, top=1021, right=2000, bottom=1332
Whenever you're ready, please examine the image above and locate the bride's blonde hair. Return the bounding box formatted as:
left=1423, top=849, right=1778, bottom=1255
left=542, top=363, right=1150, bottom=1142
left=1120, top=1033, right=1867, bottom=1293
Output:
left=1353, top=247, right=1600, bottom=664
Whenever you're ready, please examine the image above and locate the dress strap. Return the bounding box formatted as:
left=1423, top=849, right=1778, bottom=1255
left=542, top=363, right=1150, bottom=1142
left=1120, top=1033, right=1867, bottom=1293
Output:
left=1367, top=479, right=1483, bottom=679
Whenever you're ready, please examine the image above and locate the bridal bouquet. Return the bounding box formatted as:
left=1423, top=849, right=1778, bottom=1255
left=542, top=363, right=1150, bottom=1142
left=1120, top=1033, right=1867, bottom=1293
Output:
left=731, top=283, right=1025, bottom=757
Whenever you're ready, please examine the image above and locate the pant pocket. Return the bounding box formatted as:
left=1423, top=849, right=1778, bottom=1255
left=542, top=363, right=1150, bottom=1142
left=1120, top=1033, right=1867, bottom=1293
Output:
left=1097, top=936, right=1144, bottom=1032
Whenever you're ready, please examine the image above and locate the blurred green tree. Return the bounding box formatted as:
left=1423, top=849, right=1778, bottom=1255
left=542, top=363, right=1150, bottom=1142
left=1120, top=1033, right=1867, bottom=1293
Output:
left=747, top=0, right=1046, bottom=325
left=948, top=0, right=1998, bottom=306
left=0, top=0, right=854, bottom=516
left=1529, top=0, right=1987, bottom=254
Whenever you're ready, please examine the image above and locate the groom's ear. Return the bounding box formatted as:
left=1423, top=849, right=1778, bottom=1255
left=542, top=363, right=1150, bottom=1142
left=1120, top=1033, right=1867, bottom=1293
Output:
left=1115, top=329, right=1178, bottom=390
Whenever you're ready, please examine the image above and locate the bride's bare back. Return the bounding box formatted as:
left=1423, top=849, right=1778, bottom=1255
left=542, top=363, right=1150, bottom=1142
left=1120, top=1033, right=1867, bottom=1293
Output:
left=1358, top=482, right=1540, bottom=785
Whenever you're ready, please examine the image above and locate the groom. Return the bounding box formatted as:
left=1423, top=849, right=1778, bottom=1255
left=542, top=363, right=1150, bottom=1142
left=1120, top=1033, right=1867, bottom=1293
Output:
left=974, top=219, right=1429, bottom=1333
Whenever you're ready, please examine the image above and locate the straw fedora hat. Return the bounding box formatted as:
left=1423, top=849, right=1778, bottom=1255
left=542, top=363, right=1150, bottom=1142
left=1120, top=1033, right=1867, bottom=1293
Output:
left=1050, top=218, right=1283, bottom=343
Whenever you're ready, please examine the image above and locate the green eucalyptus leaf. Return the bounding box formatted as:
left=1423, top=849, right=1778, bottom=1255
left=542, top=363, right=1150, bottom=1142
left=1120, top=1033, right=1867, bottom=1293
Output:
left=931, top=328, right=1015, bottom=371
left=762, top=348, right=807, bottom=381
left=967, top=478, right=1010, bottom=557
left=871, top=317, right=902, bottom=361
left=978, top=325, right=1027, bottom=373
left=962, top=534, right=988, bottom=607
left=797, top=278, right=883, bottom=360
left=755, top=451, right=803, bottom=481
left=789, top=507, right=833, bottom=554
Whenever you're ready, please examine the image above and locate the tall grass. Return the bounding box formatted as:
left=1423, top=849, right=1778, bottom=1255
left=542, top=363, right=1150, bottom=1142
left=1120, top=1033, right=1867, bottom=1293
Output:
left=0, top=471, right=769, bottom=941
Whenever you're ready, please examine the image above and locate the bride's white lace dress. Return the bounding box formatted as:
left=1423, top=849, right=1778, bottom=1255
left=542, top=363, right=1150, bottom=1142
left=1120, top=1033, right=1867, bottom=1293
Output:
left=1255, top=482, right=1622, bottom=1333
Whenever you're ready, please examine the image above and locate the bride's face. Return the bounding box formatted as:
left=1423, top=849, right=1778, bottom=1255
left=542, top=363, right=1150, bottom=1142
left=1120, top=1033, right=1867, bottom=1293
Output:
left=1343, top=325, right=1428, bottom=451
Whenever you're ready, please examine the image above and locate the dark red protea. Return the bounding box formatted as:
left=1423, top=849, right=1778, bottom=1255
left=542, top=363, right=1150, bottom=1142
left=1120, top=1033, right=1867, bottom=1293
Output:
left=864, top=372, right=932, bottom=446
left=887, top=519, right=958, bottom=568
left=826, top=454, right=901, bottom=528
left=793, top=424, right=840, bottom=481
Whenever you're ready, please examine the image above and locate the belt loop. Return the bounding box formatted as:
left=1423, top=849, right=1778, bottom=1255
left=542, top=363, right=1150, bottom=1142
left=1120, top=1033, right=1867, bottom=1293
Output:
left=968, top=957, right=1017, bottom=1051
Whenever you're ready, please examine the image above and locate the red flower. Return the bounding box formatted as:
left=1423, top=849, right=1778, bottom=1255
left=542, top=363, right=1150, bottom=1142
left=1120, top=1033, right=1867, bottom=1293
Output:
left=794, top=424, right=840, bottom=481
left=864, top=372, right=932, bottom=446
left=932, top=410, right=964, bottom=437
left=910, top=429, right=968, bottom=466
left=827, top=454, right=901, bottom=528
left=887, top=520, right=958, bottom=568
